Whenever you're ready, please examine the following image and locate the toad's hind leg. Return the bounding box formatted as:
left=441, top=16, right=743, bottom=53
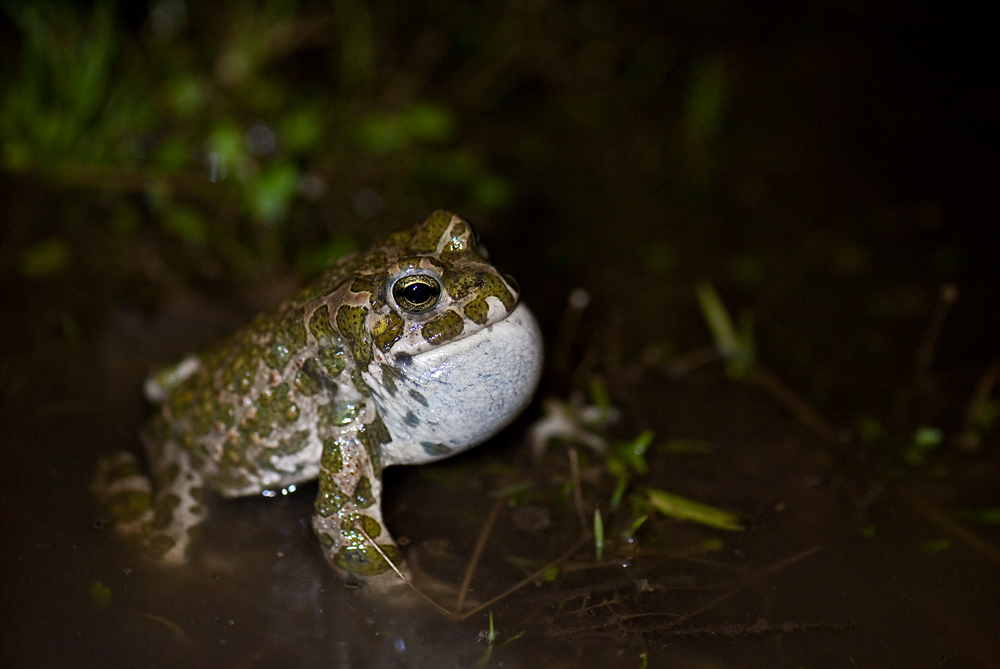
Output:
left=93, top=439, right=209, bottom=565
left=140, top=437, right=209, bottom=563
left=93, top=451, right=155, bottom=537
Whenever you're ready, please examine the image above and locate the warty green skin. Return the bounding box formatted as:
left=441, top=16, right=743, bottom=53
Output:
left=94, top=211, right=543, bottom=577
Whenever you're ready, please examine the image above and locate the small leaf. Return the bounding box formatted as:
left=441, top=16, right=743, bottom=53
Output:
left=695, top=282, right=754, bottom=377
left=609, top=474, right=630, bottom=510
left=588, top=376, right=612, bottom=410
left=920, top=539, right=951, bottom=553
left=89, top=580, right=111, bottom=608
left=646, top=488, right=743, bottom=531
left=593, top=509, right=604, bottom=562
left=905, top=426, right=943, bottom=467
left=622, top=514, right=647, bottom=539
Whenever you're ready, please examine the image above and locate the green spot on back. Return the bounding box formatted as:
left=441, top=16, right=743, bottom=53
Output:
left=253, top=383, right=295, bottom=433
left=273, top=430, right=310, bottom=457
left=336, top=305, right=372, bottom=366
left=294, top=360, right=323, bottom=396
left=411, top=210, right=455, bottom=252
left=259, top=311, right=307, bottom=371
left=309, top=304, right=337, bottom=341
left=350, top=272, right=387, bottom=296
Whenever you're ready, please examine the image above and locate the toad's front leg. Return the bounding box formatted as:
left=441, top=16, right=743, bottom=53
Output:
left=311, top=433, right=403, bottom=578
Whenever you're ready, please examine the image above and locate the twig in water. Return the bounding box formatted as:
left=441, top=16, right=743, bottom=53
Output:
left=621, top=545, right=820, bottom=629
left=569, top=447, right=587, bottom=530
left=956, top=359, right=1000, bottom=453
left=914, top=283, right=959, bottom=379
left=456, top=495, right=506, bottom=614
left=901, top=490, right=1000, bottom=567
left=552, top=288, right=591, bottom=382
left=456, top=537, right=590, bottom=620
left=355, top=521, right=457, bottom=619
left=748, top=364, right=840, bottom=446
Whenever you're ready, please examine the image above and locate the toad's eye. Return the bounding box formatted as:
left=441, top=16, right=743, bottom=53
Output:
left=392, top=274, right=442, bottom=313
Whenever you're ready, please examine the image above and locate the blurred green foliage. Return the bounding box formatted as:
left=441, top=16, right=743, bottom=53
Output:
left=2, top=0, right=710, bottom=284
left=0, top=0, right=521, bottom=278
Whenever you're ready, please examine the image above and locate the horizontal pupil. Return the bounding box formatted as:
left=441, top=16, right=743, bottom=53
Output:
left=404, top=283, right=435, bottom=303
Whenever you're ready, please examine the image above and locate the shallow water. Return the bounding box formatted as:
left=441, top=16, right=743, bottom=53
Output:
left=3, top=336, right=999, bottom=667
